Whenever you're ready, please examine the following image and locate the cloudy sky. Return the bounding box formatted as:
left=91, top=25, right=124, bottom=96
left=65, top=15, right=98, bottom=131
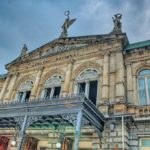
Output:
left=0, top=0, right=150, bottom=74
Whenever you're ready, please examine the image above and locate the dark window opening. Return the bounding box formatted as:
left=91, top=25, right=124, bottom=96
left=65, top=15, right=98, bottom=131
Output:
left=89, top=81, right=98, bottom=105
left=79, top=83, right=86, bottom=94
left=53, top=87, right=61, bottom=98
left=25, top=91, right=31, bottom=102
left=45, top=88, right=51, bottom=99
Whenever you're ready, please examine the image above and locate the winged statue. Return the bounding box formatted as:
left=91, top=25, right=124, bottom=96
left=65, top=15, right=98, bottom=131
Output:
left=60, top=11, right=76, bottom=38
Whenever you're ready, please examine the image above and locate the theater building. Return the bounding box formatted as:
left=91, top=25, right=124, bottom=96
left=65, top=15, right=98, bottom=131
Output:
left=0, top=13, right=150, bottom=150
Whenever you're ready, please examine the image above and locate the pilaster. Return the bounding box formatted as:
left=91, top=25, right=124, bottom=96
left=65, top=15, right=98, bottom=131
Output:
left=62, top=59, right=74, bottom=96
left=101, top=52, right=110, bottom=101
left=5, top=72, right=19, bottom=101
left=0, top=74, right=11, bottom=102
left=30, top=67, right=44, bottom=99
left=109, top=52, right=116, bottom=104
left=115, top=51, right=125, bottom=101
left=126, top=63, right=133, bottom=104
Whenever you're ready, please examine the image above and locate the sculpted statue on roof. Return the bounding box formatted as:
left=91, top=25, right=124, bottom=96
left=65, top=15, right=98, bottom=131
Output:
left=111, top=13, right=122, bottom=33
left=21, top=44, right=28, bottom=57
left=60, top=11, right=76, bottom=38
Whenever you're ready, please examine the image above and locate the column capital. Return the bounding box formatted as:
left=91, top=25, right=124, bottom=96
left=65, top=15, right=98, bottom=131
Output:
left=125, top=62, right=132, bottom=66
left=102, top=51, right=110, bottom=56
left=38, top=66, right=44, bottom=71
left=67, top=59, right=74, bottom=64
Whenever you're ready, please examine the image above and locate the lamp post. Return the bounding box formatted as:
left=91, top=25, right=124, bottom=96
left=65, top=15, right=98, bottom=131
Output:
left=54, top=124, right=66, bottom=150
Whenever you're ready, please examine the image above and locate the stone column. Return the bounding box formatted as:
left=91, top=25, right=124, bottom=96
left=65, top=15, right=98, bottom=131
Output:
left=62, top=60, right=74, bottom=96
left=74, top=82, right=78, bottom=95
left=126, top=63, right=133, bottom=104
left=41, top=88, right=45, bottom=99
left=115, top=51, right=125, bottom=101
left=101, top=52, right=110, bottom=101
left=50, top=87, right=55, bottom=99
left=85, top=81, right=90, bottom=98
left=115, top=50, right=126, bottom=114
left=30, top=67, right=44, bottom=99
left=99, top=52, right=110, bottom=116
left=0, top=74, right=11, bottom=102
left=5, top=73, right=19, bottom=101
left=109, top=52, right=116, bottom=104
left=133, top=75, right=138, bottom=105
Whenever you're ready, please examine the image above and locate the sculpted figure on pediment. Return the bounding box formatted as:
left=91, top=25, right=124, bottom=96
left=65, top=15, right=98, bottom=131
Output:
left=21, top=44, right=28, bottom=57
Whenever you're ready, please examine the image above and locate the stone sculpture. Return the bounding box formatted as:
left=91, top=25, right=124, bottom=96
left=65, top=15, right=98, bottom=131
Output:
left=111, top=13, right=122, bottom=33
left=60, top=11, right=76, bottom=38
left=21, top=44, right=28, bottom=57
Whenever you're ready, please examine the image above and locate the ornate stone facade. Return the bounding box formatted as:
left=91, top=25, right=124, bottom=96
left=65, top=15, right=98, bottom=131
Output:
left=0, top=17, right=150, bottom=150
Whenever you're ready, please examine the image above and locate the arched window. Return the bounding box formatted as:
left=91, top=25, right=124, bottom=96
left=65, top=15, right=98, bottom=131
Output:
left=74, top=69, right=99, bottom=105
left=15, top=81, right=33, bottom=102
left=41, top=75, right=62, bottom=99
left=138, top=69, right=150, bottom=105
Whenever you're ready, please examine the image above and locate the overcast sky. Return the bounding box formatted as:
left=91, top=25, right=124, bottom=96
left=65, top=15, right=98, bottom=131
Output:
left=0, top=0, right=150, bottom=74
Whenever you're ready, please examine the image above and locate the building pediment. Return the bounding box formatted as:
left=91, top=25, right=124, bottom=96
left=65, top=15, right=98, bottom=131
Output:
left=5, top=33, right=128, bottom=69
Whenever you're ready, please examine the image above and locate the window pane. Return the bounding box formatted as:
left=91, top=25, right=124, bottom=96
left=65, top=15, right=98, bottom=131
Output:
left=53, top=87, right=61, bottom=97
left=79, top=83, right=86, bottom=94
left=138, top=69, right=150, bottom=76
left=148, top=78, right=150, bottom=101
left=89, top=81, right=98, bottom=105
left=138, top=78, right=147, bottom=105
left=141, top=139, right=150, bottom=146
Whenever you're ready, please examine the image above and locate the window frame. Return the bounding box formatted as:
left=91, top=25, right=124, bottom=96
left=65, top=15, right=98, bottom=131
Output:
left=41, top=75, right=62, bottom=99
left=74, top=68, right=99, bottom=105
left=138, top=70, right=150, bottom=105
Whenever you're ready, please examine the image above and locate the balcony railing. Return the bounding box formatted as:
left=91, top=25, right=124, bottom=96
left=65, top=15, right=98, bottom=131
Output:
left=0, top=94, right=85, bottom=107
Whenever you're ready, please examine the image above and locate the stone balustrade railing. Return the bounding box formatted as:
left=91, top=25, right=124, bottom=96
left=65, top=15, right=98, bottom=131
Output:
left=136, top=105, right=150, bottom=117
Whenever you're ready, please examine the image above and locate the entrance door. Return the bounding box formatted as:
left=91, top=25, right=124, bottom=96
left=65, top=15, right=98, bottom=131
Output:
left=0, top=136, right=9, bottom=150
left=62, top=137, right=73, bottom=150
left=140, top=138, right=150, bottom=150
left=24, top=137, right=38, bottom=150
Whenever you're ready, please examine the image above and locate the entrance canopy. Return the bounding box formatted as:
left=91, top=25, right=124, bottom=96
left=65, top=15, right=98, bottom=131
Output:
left=0, top=95, right=105, bottom=150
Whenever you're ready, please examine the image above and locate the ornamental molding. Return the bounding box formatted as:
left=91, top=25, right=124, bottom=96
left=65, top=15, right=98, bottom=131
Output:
left=77, top=69, right=98, bottom=81
left=18, top=81, right=33, bottom=91
left=44, top=75, right=62, bottom=87
left=40, top=44, right=87, bottom=57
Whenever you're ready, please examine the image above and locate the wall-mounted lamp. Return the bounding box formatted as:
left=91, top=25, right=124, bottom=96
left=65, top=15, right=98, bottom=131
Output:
left=110, top=123, right=115, bottom=131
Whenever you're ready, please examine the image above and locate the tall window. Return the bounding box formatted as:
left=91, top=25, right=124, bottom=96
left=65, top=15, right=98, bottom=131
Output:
left=41, top=75, right=62, bottom=99
left=138, top=69, right=150, bottom=105
left=15, top=81, right=33, bottom=102
left=74, top=69, right=99, bottom=105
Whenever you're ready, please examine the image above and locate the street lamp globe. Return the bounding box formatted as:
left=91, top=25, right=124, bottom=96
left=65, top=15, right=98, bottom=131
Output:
left=56, top=142, right=61, bottom=148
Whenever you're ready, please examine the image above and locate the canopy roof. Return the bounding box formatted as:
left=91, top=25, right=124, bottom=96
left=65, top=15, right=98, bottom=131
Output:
left=0, top=95, right=105, bottom=133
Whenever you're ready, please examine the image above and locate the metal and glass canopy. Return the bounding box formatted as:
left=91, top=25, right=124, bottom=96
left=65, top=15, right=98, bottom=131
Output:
left=0, top=95, right=105, bottom=150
